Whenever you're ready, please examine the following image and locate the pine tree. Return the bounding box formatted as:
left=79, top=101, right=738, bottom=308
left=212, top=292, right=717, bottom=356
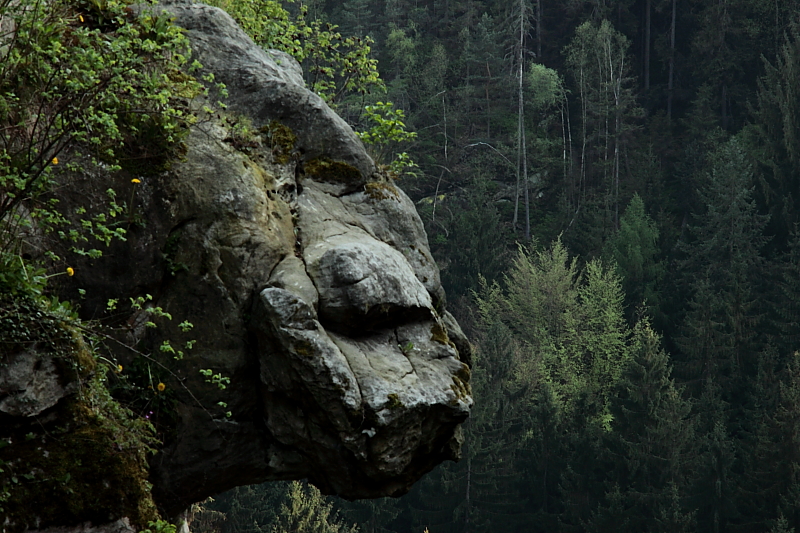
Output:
left=772, top=354, right=800, bottom=531
left=603, top=193, right=663, bottom=316
left=487, top=239, right=633, bottom=424
left=400, top=316, right=530, bottom=533
left=765, top=227, right=800, bottom=374
left=589, top=322, right=696, bottom=533
left=337, top=0, right=374, bottom=38
left=691, top=381, right=740, bottom=533
left=519, top=383, right=565, bottom=532
left=677, top=137, right=769, bottom=395
left=427, top=176, right=509, bottom=299
left=770, top=515, right=795, bottom=533
left=205, top=482, right=291, bottom=533
left=746, top=22, right=800, bottom=251
left=335, top=497, right=400, bottom=533
left=688, top=0, right=772, bottom=129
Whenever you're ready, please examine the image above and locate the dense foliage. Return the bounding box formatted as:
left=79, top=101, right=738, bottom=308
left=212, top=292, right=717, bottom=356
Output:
left=0, top=0, right=208, bottom=528
left=199, top=1, right=800, bottom=532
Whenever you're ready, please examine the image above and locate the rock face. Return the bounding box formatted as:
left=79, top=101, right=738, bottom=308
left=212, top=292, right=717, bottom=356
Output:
left=0, top=347, right=77, bottom=418
left=45, top=0, right=472, bottom=519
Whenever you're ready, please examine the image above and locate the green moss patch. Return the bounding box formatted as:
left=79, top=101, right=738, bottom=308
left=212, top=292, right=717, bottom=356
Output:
left=262, top=120, right=298, bottom=164
left=386, top=393, right=403, bottom=410
left=0, top=293, right=95, bottom=380
left=450, top=363, right=472, bottom=402
left=365, top=181, right=400, bottom=201
left=304, top=157, right=361, bottom=184
left=0, top=393, right=159, bottom=531
left=431, top=322, right=456, bottom=351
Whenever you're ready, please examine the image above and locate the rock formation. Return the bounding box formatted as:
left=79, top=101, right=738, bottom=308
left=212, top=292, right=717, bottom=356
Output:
left=0, top=0, right=472, bottom=524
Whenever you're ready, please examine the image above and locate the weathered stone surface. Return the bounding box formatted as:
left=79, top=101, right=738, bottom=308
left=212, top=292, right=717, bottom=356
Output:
left=313, top=241, right=433, bottom=333
left=0, top=347, right=75, bottom=418
left=28, top=0, right=472, bottom=521
left=267, top=255, right=319, bottom=309
left=251, top=287, right=469, bottom=497
left=148, top=0, right=375, bottom=194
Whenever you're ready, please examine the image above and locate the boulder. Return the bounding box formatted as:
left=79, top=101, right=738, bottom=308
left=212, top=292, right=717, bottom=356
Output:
left=23, top=0, right=472, bottom=521
left=0, top=346, right=77, bottom=418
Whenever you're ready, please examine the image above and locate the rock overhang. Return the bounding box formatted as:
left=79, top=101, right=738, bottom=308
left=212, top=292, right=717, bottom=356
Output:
left=30, top=0, right=474, bottom=519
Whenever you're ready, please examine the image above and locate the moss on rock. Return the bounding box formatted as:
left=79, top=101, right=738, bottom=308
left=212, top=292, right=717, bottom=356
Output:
left=262, top=120, right=297, bottom=164
left=0, top=293, right=160, bottom=532
left=303, top=157, right=361, bottom=184
left=364, top=181, right=400, bottom=201
left=386, top=393, right=403, bottom=410
left=431, top=322, right=456, bottom=351
left=450, top=363, right=472, bottom=403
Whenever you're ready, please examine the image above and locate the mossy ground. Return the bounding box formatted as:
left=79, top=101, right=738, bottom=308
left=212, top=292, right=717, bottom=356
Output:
left=0, top=292, right=160, bottom=531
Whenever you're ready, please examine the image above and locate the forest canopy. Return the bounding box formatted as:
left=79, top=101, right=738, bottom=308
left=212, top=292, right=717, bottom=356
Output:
left=4, top=0, right=800, bottom=531
left=199, top=1, right=800, bottom=532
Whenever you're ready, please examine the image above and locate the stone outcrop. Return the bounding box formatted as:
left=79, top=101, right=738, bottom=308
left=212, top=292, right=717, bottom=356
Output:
left=0, top=346, right=78, bottom=418
left=43, top=0, right=472, bottom=520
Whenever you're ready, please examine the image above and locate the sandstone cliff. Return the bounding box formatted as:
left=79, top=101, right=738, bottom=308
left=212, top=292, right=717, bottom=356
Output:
left=0, top=1, right=472, bottom=528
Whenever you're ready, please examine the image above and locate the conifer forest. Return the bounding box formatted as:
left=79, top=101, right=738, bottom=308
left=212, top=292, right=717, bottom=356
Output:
left=194, top=1, right=800, bottom=531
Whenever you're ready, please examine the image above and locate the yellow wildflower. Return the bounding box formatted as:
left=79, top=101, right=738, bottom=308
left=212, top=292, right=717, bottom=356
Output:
left=117, top=364, right=123, bottom=373
left=157, top=382, right=166, bottom=392
left=131, top=178, right=141, bottom=184
left=66, top=267, right=74, bottom=276
left=51, top=157, right=58, bottom=165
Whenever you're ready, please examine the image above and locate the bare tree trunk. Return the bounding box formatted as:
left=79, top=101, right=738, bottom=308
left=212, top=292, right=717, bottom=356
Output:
left=602, top=48, right=610, bottom=187
left=465, top=457, right=471, bottom=533
left=442, top=91, right=448, bottom=162
left=561, top=105, right=568, bottom=206
left=644, top=0, right=651, bottom=90
left=614, top=55, right=623, bottom=229
left=579, top=65, right=587, bottom=207
left=513, top=0, right=526, bottom=232
left=667, top=0, right=676, bottom=119
left=536, top=0, right=542, bottom=58
left=523, top=119, right=531, bottom=241
left=486, top=61, right=491, bottom=138
left=513, top=55, right=521, bottom=230
left=564, top=99, right=575, bottom=211
left=721, top=83, right=728, bottom=129
left=775, top=0, right=780, bottom=52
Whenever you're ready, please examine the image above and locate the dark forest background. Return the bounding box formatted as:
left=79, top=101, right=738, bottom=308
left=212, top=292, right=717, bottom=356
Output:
left=199, top=1, right=800, bottom=531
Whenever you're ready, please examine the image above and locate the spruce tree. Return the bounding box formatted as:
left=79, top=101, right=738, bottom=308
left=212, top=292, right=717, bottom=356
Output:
left=589, top=322, right=696, bottom=533
left=677, top=137, right=769, bottom=396
left=337, top=0, right=374, bottom=38
left=772, top=354, right=800, bottom=530
left=746, top=22, right=800, bottom=252
left=204, top=481, right=291, bottom=533
left=692, top=381, right=740, bottom=533
left=604, top=193, right=663, bottom=317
